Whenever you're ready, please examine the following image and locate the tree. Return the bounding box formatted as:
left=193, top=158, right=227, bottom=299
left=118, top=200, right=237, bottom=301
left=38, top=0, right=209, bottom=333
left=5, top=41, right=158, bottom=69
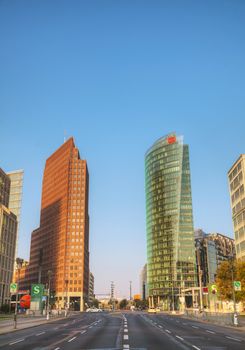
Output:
left=216, top=260, right=245, bottom=302
left=119, top=299, right=128, bottom=309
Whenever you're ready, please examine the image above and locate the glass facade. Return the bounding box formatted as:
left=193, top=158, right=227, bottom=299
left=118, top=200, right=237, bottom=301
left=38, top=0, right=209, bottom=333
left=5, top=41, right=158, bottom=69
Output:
left=145, top=133, right=197, bottom=304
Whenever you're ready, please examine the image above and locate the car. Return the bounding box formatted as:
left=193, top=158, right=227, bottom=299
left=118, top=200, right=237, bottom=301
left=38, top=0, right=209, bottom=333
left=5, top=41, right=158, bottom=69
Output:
left=86, top=307, right=101, bottom=312
left=147, top=308, right=156, bottom=314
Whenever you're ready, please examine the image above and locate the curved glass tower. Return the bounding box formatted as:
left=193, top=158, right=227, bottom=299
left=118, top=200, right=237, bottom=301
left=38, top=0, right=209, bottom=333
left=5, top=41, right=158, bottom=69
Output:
left=145, top=133, right=196, bottom=309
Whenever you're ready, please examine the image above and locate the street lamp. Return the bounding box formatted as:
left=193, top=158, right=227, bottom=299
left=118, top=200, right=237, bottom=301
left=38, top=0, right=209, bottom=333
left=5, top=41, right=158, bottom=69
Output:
left=14, top=258, right=24, bottom=329
left=229, top=255, right=238, bottom=326
left=65, top=279, right=69, bottom=317
left=46, top=270, right=52, bottom=320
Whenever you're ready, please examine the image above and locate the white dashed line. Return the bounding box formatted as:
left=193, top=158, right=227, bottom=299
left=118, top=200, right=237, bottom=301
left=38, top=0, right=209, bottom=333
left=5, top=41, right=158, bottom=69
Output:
left=124, top=335, right=129, bottom=340
left=68, top=336, right=77, bottom=343
left=123, top=345, right=130, bottom=349
left=192, top=346, right=201, bottom=350
left=54, top=348, right=60, bottom=350
left=36, top=331, right=45, bottom=336
left=176, top=335, right=184, bottom=341
left=124, top=329, right=128, bottom=332
left=54, top=327, right=59, bottom=330
left=165, top=329, right=171, bottom=334
left=192, top=326, right=199, bottom=329
left=225, top=336, right=242, bottom=342
left=158, top=325, right=163, bottom=328
left=9, top=339, right=25, bottom=345
left=81, top=330, right=87, bottom=334
left=206, top=330, right=215, bottom=334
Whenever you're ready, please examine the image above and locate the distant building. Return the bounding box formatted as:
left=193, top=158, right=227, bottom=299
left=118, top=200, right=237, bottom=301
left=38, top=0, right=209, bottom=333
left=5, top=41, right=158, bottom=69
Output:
left=19, top=138, right=90, bottom=311
left=89, top=272, right=94, bottom=304
left=228, top=155, right=245, bottom=261
left=195, top=231, right=235, bottom=286
left=0, top=168, right=18, bottom=306
left=145, top=133, right=197, bottom=308
left=7, top=170, right=24, bottom=260
left=140, top=264, right=147, bottom=300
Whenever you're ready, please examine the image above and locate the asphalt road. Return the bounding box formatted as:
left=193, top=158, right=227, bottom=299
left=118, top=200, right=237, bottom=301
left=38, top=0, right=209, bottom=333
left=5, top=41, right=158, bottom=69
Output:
left=0, top=311, right=244, bottom=350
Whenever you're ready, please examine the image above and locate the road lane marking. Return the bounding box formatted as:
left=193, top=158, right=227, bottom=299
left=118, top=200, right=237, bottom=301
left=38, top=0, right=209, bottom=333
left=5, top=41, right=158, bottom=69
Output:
left=36, top=331, right=45, bottom=336
left=206, top=330, right=215, bottom=334
left=68, top=336, right=77, bottom=342
left=54, top=348, right=60, bottom=350
left=165, top=329, right=171, bottom=334
left=192, top=346, right=201, bottom=350
left=158, top=325, right=163, bottom=328
left=124, top=335, right=129, bottom=340
left=176, top=335, right=184, bottom=341
left=81, top=330, right=86, bottom=334
left=54, top=327, right=59, bottom=330
left=123, top=345, right=130, bottom=349
left=192, top=326, right=199, bottom=329
left=124, top=329, right=128, bottom=332
left=225, top=336, right=242, bottom=342
left=9, top=339, right=25, bottom=345
left=182, top=323, right=187, bottom=325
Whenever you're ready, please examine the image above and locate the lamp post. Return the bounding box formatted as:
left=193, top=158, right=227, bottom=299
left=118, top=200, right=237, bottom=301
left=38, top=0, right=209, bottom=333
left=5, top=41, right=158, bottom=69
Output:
left=65, top=279, right=69, bottom=317
left=14, top=258, right=24, bottom=329
left=129, top=281, right=132, bottom=301
left=46, top=270, right=52, bottom=320
left=229, top=256, right=238, bottom=326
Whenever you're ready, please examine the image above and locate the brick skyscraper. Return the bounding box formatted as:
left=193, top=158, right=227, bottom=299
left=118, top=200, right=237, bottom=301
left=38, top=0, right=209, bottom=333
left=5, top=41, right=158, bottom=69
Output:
left=21, top=138, right=89, bottom=311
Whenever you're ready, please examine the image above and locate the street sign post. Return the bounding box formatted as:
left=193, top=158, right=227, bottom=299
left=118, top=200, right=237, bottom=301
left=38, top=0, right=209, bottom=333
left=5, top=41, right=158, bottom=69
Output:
left=10, top=283, right=18, bottom=294
left=234, top=281, right=241, bottom=291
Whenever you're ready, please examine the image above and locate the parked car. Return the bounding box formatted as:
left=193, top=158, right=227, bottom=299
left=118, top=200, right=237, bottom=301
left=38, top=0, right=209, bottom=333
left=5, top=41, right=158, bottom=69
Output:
left=86, top=307, right=102, bottom=312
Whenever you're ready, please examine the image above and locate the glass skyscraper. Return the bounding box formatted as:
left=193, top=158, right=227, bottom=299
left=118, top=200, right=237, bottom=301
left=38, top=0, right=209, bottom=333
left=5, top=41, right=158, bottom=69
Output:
left=145, top=133, right=196, bottom=309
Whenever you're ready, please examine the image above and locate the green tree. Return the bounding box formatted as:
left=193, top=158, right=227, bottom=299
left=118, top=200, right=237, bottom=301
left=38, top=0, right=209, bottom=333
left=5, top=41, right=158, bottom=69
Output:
left=119, top=299, right=128, bottom=309
left=216, top=260, right=245, bottom=302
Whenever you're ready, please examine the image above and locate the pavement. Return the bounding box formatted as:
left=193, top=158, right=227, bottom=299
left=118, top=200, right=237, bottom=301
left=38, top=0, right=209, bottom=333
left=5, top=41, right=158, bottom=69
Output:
left=0, top=311, right=244, bottom=349
left=0, top=313, right=68, bottom=335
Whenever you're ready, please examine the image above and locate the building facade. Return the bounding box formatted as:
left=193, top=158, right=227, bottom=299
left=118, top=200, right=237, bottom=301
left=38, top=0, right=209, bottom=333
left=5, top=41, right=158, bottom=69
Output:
left=0, top=168, right=18, bottom=306
left=7, top=170, right=24, bottom=260
left=228, top=155, right=245, bottom=261
left=140, top=264, right=147, bottom=300
left=20, top=138, right=89, bottom=311
left=88, top=272, right=94, bottom=305
left=195, top=231, right=235, bottom=287
left=145, top=133, right=196, bottom=308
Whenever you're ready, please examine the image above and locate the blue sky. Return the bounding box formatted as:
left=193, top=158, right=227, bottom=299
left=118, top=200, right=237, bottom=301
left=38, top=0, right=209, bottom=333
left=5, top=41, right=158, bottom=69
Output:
left=1, top=0, right=245, bottom=298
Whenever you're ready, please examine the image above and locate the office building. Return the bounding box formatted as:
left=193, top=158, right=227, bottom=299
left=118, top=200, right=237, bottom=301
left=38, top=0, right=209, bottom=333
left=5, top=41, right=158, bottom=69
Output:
left=228, top=155, right=245, bottom=261
left=195, top=231, right=235, bottom=286
left=20, top=138, right=89, bottom=311
left=0, top=168, right=18, bottom=306
left=7, top=170, right=24, bottom=260
left=140, top=264, right=147, bottom=300
left=89, top=272, right=94, bottom=305
left=145, top=133, right=197, bottom=308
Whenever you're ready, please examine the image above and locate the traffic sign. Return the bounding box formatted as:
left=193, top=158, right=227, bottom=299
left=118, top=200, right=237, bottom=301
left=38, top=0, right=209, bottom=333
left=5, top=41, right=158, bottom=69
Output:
left=10, top=283, right=18, bottom=294
left=234, top=281, right=241, bottom=291
left=210, top=284, right=218, bottom=294
left=31, top=284, right=44, bottom=298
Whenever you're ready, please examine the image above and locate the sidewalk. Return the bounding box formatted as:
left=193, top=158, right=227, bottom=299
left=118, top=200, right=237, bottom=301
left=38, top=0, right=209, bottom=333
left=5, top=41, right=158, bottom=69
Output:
left=0, top=314, right=67, bottom=335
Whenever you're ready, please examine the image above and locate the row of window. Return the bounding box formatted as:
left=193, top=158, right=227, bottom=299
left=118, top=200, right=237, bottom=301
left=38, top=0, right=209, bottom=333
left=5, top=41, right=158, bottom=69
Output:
left=229, top=161, right=242, bottom=181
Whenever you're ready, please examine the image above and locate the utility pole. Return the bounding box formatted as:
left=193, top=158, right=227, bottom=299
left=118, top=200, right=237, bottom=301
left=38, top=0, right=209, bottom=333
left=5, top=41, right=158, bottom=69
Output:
left=65, top=279, right=69, bottom=317
left=197, top=248, right=203, bottom=312
left=110, top=281, right=115, bottom=310
left=230, top=256, right=238, bottom=326
left=46, top=270, right=52, bottom=320
left=129, top=281, right=132, bottom=301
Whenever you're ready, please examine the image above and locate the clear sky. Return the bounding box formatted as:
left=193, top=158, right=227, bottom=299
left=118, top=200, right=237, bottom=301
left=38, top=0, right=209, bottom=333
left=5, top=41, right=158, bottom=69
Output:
left=1, top=0, right=245, bottom=298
